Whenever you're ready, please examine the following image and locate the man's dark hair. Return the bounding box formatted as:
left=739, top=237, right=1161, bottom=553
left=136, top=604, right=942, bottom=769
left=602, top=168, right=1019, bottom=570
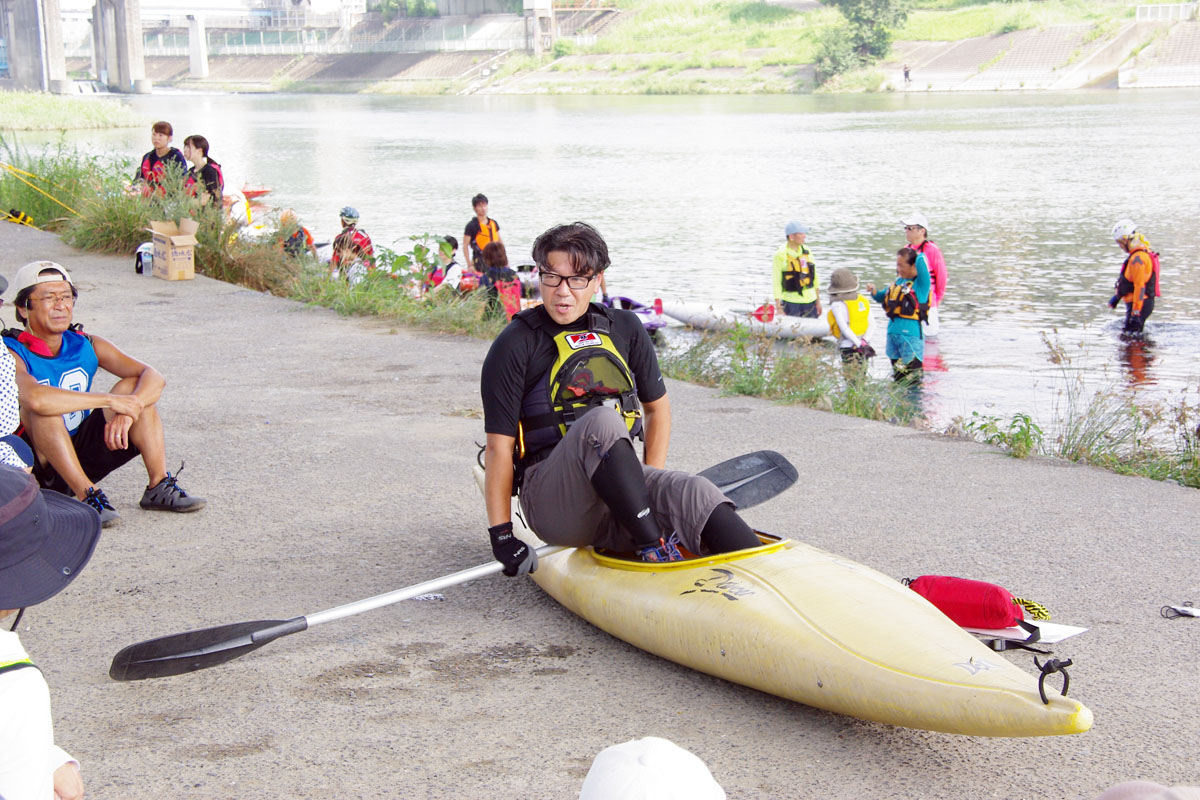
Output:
left=471, top=193, right=488, bottom=208
left=482, top=242, right=508, bottom=270
left=444, top=235, right=458, bottom=252
left=897, top=247, right=918, bottom=267
left=15, top=269, right=78, bottom=326
left=152, top=120, right=173, bottom=137
left=183, top=134, right=210, bottom=158
left=532, top=223, right=610, bottom=276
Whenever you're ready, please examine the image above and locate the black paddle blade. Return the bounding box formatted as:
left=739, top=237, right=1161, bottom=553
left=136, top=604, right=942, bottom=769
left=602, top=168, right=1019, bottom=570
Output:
left=698, top=450, right=798, bottom=509
left=110, top=617, right=308, bottom=681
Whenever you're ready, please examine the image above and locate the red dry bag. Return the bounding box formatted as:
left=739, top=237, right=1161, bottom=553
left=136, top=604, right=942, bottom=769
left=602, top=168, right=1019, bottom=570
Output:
left=906, top=575, right=1024, bottom=629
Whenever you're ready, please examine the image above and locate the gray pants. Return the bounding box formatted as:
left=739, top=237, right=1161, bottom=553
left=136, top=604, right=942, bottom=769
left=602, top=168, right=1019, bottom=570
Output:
left=519, top=406, right=729, bottom=554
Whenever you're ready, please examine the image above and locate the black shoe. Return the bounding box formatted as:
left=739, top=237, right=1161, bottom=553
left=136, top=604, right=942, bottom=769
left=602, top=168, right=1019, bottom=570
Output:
left=83, top=486, right=121, bottom=528
left=140, top=462, right=206, bottom=513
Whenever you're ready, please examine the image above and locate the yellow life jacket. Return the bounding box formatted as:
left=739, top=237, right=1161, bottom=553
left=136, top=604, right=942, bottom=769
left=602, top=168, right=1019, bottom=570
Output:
left=882, top=281, right=929, bottom=323
left=827, top=294, right=870, bottom=339
left=781, top=249, right=815, bottom=294
left=516, top=308, right=641, bottom=463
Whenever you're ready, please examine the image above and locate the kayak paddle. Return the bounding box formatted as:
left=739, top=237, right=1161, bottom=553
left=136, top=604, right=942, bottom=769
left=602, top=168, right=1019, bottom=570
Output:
left=109, top=450, right=797, bottom=682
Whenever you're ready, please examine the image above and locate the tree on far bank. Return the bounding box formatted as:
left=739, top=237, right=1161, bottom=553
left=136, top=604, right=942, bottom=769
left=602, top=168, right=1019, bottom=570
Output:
left=826, top=0, right=910, bottom=59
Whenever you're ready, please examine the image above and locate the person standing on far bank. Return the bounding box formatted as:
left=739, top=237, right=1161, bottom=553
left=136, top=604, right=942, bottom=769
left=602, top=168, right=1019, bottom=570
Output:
left=1108, top=219, right=1159, bottom=337
left=773, top=221, right=821, bottom=318
left=464, top=193, right=503, bottom=274
left=901, top=212, right=946, bottom=337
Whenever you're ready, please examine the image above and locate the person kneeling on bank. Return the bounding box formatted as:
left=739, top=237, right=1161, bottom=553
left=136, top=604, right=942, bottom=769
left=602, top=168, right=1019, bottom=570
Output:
left=481, top=223, right=762, bottom=576
left=3, top=261, right=205, bottom=528
left=867, top=247, right=929, bottom=382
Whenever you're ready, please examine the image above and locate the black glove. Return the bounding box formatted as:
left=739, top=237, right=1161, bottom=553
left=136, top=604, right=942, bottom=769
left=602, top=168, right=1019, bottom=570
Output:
left=489, top=522, right=537, bottom=577
left=856, top=342, right=877, bottom=359
left=601, top=293, right=610, bottom=305
left=1108, top=295, right=1120, bottom=310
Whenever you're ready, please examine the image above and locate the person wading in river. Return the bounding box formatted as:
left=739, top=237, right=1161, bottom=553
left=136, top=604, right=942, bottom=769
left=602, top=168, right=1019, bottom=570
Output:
left=480, top=222, right=761, bottom=577
left=900, top=212, right=946, bottom=337
left=772, top=221, right=821, bottom=319
left=1108, top=219, right=1159, bottom=338
left=464, top=193, right=504, bottom=275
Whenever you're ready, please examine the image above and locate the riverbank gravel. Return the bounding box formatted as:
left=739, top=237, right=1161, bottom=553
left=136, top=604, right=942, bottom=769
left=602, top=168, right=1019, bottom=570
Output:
left=3, top=223, right=1196, bottom=799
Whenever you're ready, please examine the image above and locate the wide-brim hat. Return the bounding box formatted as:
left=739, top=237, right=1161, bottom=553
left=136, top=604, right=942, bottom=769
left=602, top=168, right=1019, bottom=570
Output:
left=0, top=468, right=101, bottom=609
left=828, top=267, right=859, bottom=300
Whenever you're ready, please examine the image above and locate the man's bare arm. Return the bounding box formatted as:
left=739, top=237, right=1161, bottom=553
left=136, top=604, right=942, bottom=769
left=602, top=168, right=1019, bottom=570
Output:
left=641, top=395, right=671, bottom=469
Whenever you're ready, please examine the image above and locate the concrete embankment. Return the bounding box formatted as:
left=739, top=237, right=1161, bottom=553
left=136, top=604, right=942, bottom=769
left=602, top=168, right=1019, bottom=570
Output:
left=4, top=223, right=1197, bottom=797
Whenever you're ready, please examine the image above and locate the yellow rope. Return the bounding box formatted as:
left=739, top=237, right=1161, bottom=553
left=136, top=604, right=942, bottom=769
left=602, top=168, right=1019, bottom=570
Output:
left=0, top=162, right=82, bottom=217
left=1015, top=597, right=1051, bottom=621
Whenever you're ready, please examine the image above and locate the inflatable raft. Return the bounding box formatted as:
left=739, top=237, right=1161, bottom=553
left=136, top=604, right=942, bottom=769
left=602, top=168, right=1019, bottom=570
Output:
left=661, top=300, right=833, bottom=339
left=475, top=467, right=1091, bottom=737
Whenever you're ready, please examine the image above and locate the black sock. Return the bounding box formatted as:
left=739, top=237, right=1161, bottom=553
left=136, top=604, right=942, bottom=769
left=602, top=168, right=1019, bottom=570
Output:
left=700, top=503, right=760, bottom=553
left=590, top=439, right=662, bottom=549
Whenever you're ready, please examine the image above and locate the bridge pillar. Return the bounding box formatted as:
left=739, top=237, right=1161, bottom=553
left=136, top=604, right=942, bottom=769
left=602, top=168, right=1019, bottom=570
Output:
left=89, top=0, right=148, bottom=92
left=4, top=0, right=73, bottom=92
left=523, top=0, right=555, bottom=56
left=188, top=14, right=208, bottom=78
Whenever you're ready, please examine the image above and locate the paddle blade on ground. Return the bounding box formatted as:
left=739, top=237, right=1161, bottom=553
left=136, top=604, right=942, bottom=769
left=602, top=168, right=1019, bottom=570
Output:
left=109, top=617, right=308, bottom=681
left=699, top=450, right=797, bottom=509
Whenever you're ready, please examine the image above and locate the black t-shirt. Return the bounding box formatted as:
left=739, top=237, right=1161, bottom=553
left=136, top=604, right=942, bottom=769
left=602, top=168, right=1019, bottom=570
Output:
left=481, top=304, right=666, bottom=437
left=187, top=162, right=223, bottom=202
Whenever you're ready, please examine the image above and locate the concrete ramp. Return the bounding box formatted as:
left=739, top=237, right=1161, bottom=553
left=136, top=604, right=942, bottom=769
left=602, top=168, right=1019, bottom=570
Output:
left=887, top=22, right=1172, bottom=92
left=1120, top=19, right=1200, bottom=87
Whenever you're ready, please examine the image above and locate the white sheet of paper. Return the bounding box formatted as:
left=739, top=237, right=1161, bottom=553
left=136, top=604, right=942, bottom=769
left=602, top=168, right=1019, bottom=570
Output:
left=965, top=620, right=1088, bottom=644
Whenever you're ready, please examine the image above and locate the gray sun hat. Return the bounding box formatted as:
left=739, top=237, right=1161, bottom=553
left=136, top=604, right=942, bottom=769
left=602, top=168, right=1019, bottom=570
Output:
left=0, top=468, right=101, bottom=609
left=785, top=220, right=810, bottom=236
left=828, top=267, right=860, bottom=301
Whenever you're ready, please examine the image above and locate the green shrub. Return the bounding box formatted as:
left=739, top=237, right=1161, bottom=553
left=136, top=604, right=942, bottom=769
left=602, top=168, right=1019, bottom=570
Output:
left=815, top=24, right=862, bottom=83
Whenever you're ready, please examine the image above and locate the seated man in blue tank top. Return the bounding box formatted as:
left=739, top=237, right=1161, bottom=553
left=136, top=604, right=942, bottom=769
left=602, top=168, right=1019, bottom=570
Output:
left=3, top=261, right=205, bottom=528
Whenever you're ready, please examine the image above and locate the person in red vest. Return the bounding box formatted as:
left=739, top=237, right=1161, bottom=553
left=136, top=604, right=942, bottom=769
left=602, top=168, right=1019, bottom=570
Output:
left=181, top=134, right=224, bottom=206
left=329, top=207, right=375, bottom=283
left=480, top=242, right=522, bottom=321
left=132, top=121, right=186, bottom=196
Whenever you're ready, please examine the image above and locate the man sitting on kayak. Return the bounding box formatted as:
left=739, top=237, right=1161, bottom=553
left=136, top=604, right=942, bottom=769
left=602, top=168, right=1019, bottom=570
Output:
left=480, top=222, right=761, bottom=576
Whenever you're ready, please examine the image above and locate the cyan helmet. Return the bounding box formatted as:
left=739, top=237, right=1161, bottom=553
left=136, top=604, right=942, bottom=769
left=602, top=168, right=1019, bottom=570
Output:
left=1110, top=219, right=1136, bottom=242
left=339, top=206, right=360, bottom=224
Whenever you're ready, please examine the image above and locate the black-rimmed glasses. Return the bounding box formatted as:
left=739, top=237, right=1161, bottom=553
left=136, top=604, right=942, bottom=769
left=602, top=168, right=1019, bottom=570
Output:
left=539, top=272, right=594, bottom=290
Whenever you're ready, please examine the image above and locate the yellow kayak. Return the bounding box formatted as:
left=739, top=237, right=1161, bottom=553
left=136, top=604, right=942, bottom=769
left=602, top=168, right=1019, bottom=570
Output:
left=474, top=467, right=1092, bottom=737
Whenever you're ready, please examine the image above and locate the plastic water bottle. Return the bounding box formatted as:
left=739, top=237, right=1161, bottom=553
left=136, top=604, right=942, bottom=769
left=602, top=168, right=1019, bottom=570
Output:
left=135, top=242, right=153, bottom=276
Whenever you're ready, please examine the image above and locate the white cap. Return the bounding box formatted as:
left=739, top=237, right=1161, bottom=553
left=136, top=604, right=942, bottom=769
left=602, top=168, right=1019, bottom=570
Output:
left=579, top=737, right=726, bottom=800
left=900, top=212, right=929, bottom=230
left=8, top=261, right=73, bottom=301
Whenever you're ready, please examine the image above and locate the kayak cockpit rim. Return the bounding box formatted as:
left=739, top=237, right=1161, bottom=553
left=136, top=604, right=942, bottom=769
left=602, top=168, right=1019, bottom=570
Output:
left=592, top=532, right=787, bottom=572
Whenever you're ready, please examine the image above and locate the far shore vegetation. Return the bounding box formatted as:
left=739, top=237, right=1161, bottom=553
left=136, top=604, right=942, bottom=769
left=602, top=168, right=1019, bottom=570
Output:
left=4, top=141, right=1196, bottom=489
left=492, top=0, right=1140, bottom=92
left=0, top=91, right=141, bottom=131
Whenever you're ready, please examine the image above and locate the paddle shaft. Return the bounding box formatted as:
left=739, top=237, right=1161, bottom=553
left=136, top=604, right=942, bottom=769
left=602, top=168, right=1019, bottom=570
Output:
left=304, top=544, right=566, bottom=628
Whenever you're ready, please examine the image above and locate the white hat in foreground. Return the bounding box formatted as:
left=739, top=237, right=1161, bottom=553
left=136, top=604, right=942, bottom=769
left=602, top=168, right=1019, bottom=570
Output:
left=579, top=737, right=725, bottom=800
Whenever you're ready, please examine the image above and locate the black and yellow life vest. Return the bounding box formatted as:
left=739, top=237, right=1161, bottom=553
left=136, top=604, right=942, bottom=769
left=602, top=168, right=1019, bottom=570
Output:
left=781, top=249, right=815, bottom=294
left=882, top=281, right=929, bottom=323
left=516, top=308, right=641, bottom=464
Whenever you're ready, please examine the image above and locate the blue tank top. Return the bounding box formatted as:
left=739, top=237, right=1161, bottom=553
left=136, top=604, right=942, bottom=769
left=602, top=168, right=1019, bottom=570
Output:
left=5, top=330, right=99, bottom=435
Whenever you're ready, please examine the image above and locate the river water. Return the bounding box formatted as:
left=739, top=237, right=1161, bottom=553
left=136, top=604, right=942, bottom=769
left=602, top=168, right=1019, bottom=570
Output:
left=17, top=90, right=1200, bottom=430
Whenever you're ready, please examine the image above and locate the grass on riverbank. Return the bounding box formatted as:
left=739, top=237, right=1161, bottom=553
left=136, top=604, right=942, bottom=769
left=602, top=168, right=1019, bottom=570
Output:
left=1, top=138, right=116, bottom=232
left=953, top=335, right=1200, bottom=488
left=658, top=326, right=921, bottom=424
left=898, top=0, right=1136, bottom=41
left=0, top=91, right=141, bottom=131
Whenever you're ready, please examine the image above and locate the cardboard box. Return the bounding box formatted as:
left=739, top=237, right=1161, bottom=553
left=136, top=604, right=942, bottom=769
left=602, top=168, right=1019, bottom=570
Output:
left=147, top=219, right=199, bottom=280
